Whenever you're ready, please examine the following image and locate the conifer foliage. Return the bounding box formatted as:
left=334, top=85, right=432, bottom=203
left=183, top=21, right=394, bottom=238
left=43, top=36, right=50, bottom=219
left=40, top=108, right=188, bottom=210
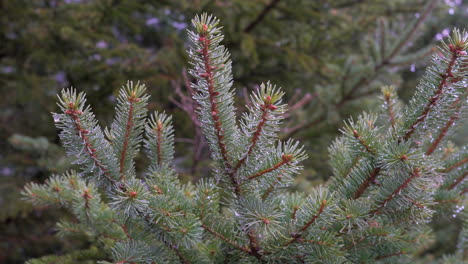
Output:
left=23, top=14, right=467, bottom=263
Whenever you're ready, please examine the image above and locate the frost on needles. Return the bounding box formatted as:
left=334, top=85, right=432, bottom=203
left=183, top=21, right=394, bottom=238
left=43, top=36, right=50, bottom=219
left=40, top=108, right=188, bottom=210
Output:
left=23, top=14, right=467, bottom=264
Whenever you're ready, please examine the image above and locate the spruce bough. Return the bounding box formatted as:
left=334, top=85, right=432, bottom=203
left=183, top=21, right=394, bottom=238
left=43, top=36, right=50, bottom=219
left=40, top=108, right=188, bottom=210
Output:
left=24, top=14, right=467, bottom=263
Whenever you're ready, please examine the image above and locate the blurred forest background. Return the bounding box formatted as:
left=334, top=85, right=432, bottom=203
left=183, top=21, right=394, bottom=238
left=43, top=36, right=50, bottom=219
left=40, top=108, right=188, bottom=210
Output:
left=1, top=0, right=467, bottom=263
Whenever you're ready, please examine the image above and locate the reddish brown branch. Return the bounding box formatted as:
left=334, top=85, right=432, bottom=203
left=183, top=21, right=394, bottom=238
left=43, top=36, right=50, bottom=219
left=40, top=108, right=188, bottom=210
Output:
left=198, top=28, right=241, bottom=195
left=119, top=96, right=137, bottom=179
left=353, top=130, right=376, bottom=154
left=261, top=176, right=282, bottom=200
left=121, top=223, right=133, bottom=240
left=155, top=121, right=163, bottom=166
left=170, top=71, right=206, bottom=175
left=235, top=106, right=270, bottom=171
left=426, top=98, right=462, bottom=155
left=296, top=238, right=334, bottom=247
left=291, top=205, right=299, bottom=220
left=82, top=189, right=91, bottom=209
left=370, top=168, right=421, bottom=215
left=283, top=200, right=327, bottom=247
left=247, top=154, right=293, bottom=180
left=436, top=199, right=460, bottom=204
left=300, top=200, right=327, bottom=232
left=201, top=224, right=251, bottom=253
left=198, top=32, right=231, bottom=168
left=281, top=114, right=325, bottom=139
left=282, top=92, right=316, bottom=119
left=247, top=229, right=264, bottom=261
left=352, top=167, right=381, bottom=199
left=447, top=171, right=468, bottom=190
left=403, top=49, right=460, bottom=141
left=65, top=105, right=115, bottom=184
left=343, top=156, right=362, bottom=179
left=169, top=244, right=191, bottom=264
left=82, top=188, right=91, bottom=221
left=443, top=157, right=468, bottom=173
left=383, top=93, right=396, bottom=132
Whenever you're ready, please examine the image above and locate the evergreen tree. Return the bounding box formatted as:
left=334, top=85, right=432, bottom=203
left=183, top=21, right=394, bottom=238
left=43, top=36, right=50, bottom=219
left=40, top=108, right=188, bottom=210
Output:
left=9, top=2, right=459, bottom=261
left=23, top=14, right=467, bottom=263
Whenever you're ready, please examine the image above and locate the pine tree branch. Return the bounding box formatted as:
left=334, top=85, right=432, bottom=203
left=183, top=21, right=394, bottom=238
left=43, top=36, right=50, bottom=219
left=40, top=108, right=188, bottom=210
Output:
left=281, top=114, right=325, bottom=139
left=82, top=188, right=92, bottom=221
left=283, top=200, right=327, bottom=247
left=436, top=199, right=460, bottom=204
left=343, top=156, right=362, bottom=179
left=299, top=199, right=327, bottom=233
left=383, top=93, right=396, bottom=132
left=291, top=204, right=298, bottom=220
left=447, top=171, right=468, bottom=190
left=247, top=229, right=264, bottom=262
left=375, top=251, right=404, bottom=260
left=116, top=261, right=137, bottom=264
left=234, top=106, right=270, bottom=171
left=296, top=238, right=334, bottom=247
left=244, top=0, right=281, bottom=33
left=352, top=167, right=381, bottom=199
left=169, top=244, right=191, bottom=264
left=442, top=157, right=468, bottom=173
left=337, top=0, right=437, bottom=108
left=371, top=167, right=421, bottom=215
left=353, top=129, right=376, bottom=155
left=119, top=96, right=138, bottom=179
left=385, top=0, right=438, bottom=62
left=65, top=105, right=116, bottom=184
left=261, top=176, right=282, bottom=200
left=121, top=223, right=133, bottom=240
left=198, top=29, right=232, bottom=169
left=197, top=24, right=242, bottom=195
left=201, top=224, right=251, bottom=254
left=426, top=97, right=463, bottom=155
left=197, top=25, right=242, bottom=195
left=155, top=121, right=163, bottom=167
left=403, top=47, right=460, bottom=141
left=170, top=71, right=206, bottom=175
left=247, top=154, right=293, bottom=180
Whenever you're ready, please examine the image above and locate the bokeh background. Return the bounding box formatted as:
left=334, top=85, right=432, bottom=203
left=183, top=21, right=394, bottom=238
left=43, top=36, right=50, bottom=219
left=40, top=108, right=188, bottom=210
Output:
left=1, top=0, right=467, bottom=263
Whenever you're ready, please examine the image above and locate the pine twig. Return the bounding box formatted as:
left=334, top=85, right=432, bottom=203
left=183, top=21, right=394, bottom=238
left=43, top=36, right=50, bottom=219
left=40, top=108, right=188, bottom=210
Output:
left=375, top=251, right=404, bottom=260
left=370, top=168, right=421, bottom=215
left=283, top=200, right=327, bottom=247
left=443, top=157, right=468, bottom=173
left=201, top=224, right=251, bottom=254
left=352, top=167, right=381, bottom=199
left=447, top=171, right=468, bottom=190
left=426, top=97, right=463, bottom=155
left=65, top=105, right=116, bottom=184
left=403, top=46, right=461, bottom=141
left=286, top=1, right=438, bottom=138
left=197, top=25, right=241, bottom=195
left=247, top=154, right=293, bottom=180
left=352, top=130, right=376, bottom=155
left=383, top=92, right=396, bottom=132
left=119, top=95, right=138, bottom=179
left=261, top=176, right=282, bottom=200
left=244, top=0, right=281, bottom=33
